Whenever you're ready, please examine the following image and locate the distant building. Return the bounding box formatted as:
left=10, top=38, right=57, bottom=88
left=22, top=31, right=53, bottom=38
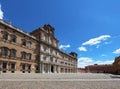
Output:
left=77, top=68, right=85, bottom=73
left=0, top=19, right=78, bottom=73
left=113, top=56, right=120, bottom=74
left=85, top=64, right=114, bottom=73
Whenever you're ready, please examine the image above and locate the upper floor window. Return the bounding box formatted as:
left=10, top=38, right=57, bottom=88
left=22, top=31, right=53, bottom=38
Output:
left=26, top=53, right=31, bottom=60
left=10, top=49, right=16, bottom=57
left=35, top=55, right=39, bottom=61
left=21, top=52, right=26, bottom=59
left=3, top=32, right=8, bottom=40
left=1, top=47, right=8, bottom=56
left=50, top=57, right=53, bottom=62
left=43, top=56, right=47, bottom=61
left=49, top=37, right=53, bottom=44
left=43, top=45, right=47, bottom=52
left=27, top=42, right=32, bottom=48
left=11, top=35, right=17, bottom=43
left=50, top=48, right=53, bottom=54
left=22, top=39, right=26, bottom=46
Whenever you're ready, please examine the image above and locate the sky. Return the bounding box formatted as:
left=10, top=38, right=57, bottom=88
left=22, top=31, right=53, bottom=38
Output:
left=0, top=0, right=120, bottom=68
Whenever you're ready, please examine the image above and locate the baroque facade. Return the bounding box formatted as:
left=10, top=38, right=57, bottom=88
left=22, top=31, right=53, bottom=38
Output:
left=0, top=19, right=78, bottom=73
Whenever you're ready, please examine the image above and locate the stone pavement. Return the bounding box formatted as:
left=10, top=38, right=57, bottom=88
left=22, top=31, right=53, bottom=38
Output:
left=0, top=73, right=120, bottom=89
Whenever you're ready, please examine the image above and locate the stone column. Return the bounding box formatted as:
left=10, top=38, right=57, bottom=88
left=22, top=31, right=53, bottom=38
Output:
left=56, top=66, right=58, bottom=73
left=54, top=65, right=56, bottom=73
left=42, top=63, right=45, bottom=73
left=0, top=61, right=2, bottom=74
left=58, top=66, right=61, bottom=73
left=7, top=62, right=10, bottom=73
left=49, top=64, right=51, bottom=73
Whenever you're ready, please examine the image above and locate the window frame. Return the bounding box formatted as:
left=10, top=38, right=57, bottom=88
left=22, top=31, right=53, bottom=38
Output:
left=3, top=31, right=8, bottom=40
left=22, top=39, right=26, bottom=46
left=11, top=35, right=17, bottom=43
left=1, top=47, right=8, bottom=56
left=10, top=49, right=16, bottom=57
left=21, top=52, right=26, bottom=59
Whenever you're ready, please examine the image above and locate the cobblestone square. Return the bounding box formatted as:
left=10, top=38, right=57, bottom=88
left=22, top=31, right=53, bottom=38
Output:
left=0, top=73, right=120, bottom=89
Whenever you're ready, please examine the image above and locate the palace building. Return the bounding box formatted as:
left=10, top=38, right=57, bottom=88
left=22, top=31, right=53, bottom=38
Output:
left=0, top=19, right=78, bottom=73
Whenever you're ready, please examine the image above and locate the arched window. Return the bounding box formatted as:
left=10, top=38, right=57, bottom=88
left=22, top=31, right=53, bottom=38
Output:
left=3, top=31, right=8, bottom=40
left=1, top=47, right=8, bottom=56
left=10, top=49, right=16, bottom=57
left=11, top=35, right=17, bottom=43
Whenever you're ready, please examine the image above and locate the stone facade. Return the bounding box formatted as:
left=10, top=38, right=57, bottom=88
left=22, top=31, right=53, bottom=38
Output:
left=0, top=20, right=77, bottom=73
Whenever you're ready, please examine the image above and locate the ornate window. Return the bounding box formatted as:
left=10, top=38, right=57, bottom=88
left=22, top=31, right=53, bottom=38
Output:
left=3, top=31, right=8, bottom=40
left=2, top=62, right=7, bottom=69
left=1, top=47, right=8, bottom=56
left=22, top=39, right=26, bottom=46
left=35, top=55, right=40, bottom=62
left=50, top=48, right=53, bottom=54
left=43, top=45, right=47, bottom=52
left=10, top=49, right=16, bottom=57
left=28, top=64, right=31, bottom=70
left=11, top=35, right=17, bottom=43
left=21, top=52, right=26, bottom=59
left=27, top=41, right=32, bottom=48
left=11, top=63, right=15, bottom=69
left=43, top=56, right=47, bottom=61
left=26, top=53, right=31, bottom=60
left=22, top=64, right=25, bottom=70
left=50, top=57, right=53, bottom=62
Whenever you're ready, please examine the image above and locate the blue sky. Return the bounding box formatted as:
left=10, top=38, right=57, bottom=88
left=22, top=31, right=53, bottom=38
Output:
left=0, top=0, right=120, bottom=68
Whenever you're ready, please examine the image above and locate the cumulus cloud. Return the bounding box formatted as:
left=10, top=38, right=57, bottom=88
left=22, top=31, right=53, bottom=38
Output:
left=59, top=44, right=70, bottom=50
left=78, top=57, right=113, bottom=68
left=82, top=35, right=111, bottom=46
left=0, top=4, right=3, bottom=19
left=113, top=48, right=120, bottom=54
left=78, top=46, right=87, bottom=52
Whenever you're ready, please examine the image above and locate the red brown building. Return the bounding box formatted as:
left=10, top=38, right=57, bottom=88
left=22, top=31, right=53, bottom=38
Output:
left=85, top=64, right=114, bottom=73
left=77, top=68, right=85, bottom=73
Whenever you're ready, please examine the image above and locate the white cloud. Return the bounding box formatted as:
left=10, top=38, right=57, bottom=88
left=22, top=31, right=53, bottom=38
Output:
left=78, top=46, right=87, bottom=52
left=78, top=57, right=114, bottom=68
left=78, top=57, right=93, bottom=68
left=104, top=41, right=112, bottom=45
left=59, top=44, right=70, bottom=50
left=101, top=54, right=107, bottom=57
left=78, top=57, right=93, bottom=62
left=96, top=45, right=100, bottom=48
left=82, top=35, right=111, bottom=46
left=113, top=48, right=120, bottom=54
left=0, top=4, right=3, bottom=19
